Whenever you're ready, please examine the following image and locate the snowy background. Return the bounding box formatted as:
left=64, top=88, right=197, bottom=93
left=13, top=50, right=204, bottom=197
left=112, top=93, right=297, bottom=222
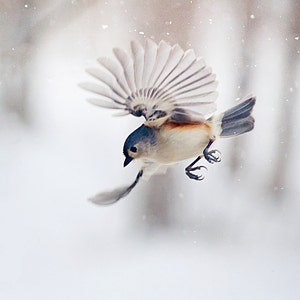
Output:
left=1, top=0, right=300, bottom=299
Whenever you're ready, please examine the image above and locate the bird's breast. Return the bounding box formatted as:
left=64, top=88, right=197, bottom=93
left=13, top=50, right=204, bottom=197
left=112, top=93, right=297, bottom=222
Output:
left=150, top=122, right=213, bottom=163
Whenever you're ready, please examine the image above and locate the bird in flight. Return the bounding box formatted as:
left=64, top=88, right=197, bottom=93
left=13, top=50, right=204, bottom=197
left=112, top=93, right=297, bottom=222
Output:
left=80, top=39, right=255, bottom=205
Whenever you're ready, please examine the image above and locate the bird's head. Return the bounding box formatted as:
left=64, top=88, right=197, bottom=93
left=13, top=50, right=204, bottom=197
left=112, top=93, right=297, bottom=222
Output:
left=123, top=125, right=155, bottom=167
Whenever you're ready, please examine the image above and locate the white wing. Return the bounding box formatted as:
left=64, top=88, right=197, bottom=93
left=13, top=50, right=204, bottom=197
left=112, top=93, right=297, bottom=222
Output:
left=80, top=39, right=218, bottom=127
left=88, top=162, right=168, bottom=205
left=89, top=170, right=143, bottom=205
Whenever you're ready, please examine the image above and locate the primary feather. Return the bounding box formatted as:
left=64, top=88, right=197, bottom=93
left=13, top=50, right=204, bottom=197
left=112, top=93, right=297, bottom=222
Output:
left=80, top=39, right=218, bottom=126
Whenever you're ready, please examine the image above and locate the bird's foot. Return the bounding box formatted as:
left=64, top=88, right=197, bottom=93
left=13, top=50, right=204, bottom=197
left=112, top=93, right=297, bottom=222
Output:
left=204, top=149, right=221, bottom=164
left=185, top=165, right=207, bottom=181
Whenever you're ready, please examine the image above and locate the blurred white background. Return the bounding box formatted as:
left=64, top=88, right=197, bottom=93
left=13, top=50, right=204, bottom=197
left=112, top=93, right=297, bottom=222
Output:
left=1, top=0, right=300, bottom=299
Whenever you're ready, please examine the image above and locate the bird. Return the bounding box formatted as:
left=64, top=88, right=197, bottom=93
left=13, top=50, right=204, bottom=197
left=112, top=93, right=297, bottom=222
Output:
left=80, top=39, right=256, bottom=205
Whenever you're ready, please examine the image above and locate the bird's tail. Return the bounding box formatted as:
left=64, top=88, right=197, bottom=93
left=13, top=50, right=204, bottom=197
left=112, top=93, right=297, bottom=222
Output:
left=211, top=96, right=256, bottom=138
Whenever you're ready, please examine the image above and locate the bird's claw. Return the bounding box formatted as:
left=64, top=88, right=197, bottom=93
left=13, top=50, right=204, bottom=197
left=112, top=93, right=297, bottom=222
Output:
left=204, top=149, right=221, bottom=164
left=185, top=165, right=207, bottom=181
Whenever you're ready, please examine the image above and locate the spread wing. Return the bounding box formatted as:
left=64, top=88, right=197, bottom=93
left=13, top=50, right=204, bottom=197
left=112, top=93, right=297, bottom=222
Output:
left=88, top=162, right=168, bottom=205
left=80, top=39, right=218, bottom=127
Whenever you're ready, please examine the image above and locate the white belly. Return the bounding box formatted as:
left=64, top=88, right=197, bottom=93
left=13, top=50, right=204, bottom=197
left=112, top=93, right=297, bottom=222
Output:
left=149, top=124, right=212, bottom=164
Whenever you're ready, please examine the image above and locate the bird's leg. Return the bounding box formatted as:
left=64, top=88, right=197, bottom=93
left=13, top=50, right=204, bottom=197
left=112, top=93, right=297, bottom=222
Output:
left=185, top=156, right=207, bottom=181
left=203, top=139, right=221, bottom=164
left=185, top=139, right=221, bottom=181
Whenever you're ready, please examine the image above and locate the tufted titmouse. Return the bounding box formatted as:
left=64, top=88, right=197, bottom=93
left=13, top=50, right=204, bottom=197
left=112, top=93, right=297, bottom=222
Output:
left=80, top=39, right=255, bottom=205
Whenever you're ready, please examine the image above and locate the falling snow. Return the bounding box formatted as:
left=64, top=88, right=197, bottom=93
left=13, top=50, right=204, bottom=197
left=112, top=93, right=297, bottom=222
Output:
left=1, top=1, right=300, bottom=300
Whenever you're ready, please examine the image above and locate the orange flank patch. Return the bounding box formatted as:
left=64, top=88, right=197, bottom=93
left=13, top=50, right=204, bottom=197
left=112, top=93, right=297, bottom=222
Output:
left=164, top=121, right=211, bottom=131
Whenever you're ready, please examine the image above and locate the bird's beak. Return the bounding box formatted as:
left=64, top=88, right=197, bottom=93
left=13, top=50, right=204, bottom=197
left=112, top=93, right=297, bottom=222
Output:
left=123, top=156, right=133, bottom=167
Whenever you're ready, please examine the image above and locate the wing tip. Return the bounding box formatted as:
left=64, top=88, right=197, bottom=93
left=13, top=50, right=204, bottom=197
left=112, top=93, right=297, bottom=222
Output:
left=88, top=196, right=118, bottom=206
left=78, top=81, right=92, bottom=91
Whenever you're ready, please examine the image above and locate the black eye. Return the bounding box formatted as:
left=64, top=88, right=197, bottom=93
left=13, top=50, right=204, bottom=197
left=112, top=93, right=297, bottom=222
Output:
left=130, top=146, right=137, bottom=153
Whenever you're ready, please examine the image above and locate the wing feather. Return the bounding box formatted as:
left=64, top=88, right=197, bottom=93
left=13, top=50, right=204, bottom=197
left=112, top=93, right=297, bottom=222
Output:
left=159, top=58, right=206, bottom=96
left=142, top=39, right=158, bottom=88
left=172, top=80, right=218, bottom=99
left=156, top=49, right=197, bottom=98
left=113, top=48, right=136, bottom=93
left=131, top=40, right=144, bottom=91
left=151, top=44, right=185, bottom=95
left=81, top=39, right=219, bottom=125
left=147, top=40, right=172, bottom=88
left=85, top=68, right=127, bottom=98
left=87, top=98, right=125, bottom=109
left=173, top=91, right=218, bottom=103
left=79, top=82, right=126, bottom=105
left=98, top=57, right=131, bottom=95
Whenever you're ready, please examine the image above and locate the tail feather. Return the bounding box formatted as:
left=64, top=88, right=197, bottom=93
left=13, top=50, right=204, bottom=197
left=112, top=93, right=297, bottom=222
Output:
left=221, top=115, right=254, bottom=137
left=214, top=96, right=256, bottom=138
left=222, top=97, right=255, bottom=123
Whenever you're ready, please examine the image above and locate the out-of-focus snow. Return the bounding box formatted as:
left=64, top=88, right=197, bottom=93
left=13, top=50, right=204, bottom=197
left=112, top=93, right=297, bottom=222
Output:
left=0, top=1, right=300, bottom=299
